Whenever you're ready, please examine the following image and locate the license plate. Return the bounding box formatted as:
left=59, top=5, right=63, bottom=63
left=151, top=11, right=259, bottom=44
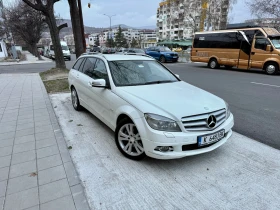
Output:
left=198, top=130, right=225, bottom=147
left=173, top=56, right=177, bottom=58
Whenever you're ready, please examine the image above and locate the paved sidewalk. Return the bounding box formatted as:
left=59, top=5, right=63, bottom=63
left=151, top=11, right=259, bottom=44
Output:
left=0, top=74, right=90, bottom=210
left=0, top=52, right=52, bottom=66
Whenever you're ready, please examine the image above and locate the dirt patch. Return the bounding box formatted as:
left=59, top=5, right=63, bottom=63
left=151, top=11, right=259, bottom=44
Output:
left=40, top=68, right=70, bottom=93
left=43, top=78, right=69, bottom=93
left=40, top=68, right=69, bottom=81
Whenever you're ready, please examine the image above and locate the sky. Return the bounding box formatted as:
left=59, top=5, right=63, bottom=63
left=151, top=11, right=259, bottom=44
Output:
left=4, top=0, right=254, bottom=27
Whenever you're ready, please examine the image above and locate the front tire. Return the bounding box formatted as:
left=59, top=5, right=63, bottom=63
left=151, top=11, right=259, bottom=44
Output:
left=265, top=62, right=278, bottom=75
left=115, top=118, right=146, bottom=160
left=160, top=55, right=166, bottom=63
left=208, top=58, right=220, bottom=69
left=71, top=87, right=82, bottom=111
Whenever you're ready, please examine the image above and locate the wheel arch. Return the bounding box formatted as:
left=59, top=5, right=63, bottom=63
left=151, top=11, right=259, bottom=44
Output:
left=262, top=60, right=279, bottom=70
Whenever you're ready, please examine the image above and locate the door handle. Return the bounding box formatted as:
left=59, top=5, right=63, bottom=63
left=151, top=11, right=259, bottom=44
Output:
left=251, top=52, right=255, bottom=55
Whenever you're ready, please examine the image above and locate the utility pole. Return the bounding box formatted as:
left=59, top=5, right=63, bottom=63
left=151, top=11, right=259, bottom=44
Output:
left=103, top=14, right=116, bottom=48
left=78, top=0, right=86, bottom=52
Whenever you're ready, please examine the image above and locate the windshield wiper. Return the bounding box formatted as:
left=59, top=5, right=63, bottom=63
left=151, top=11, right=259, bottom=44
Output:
left=144, top=80, right=174, bottom=85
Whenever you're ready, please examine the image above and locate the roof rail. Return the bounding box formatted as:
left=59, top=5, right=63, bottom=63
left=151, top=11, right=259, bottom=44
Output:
left=123, top=53, right=154, bottom=59
left=81, top=52, right=106, bottom=59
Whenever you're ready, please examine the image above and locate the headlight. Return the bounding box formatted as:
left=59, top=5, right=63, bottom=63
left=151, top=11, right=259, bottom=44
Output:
left=225, top=101, right=231, bottom=119
left=144, top=113, right=181, bottom=132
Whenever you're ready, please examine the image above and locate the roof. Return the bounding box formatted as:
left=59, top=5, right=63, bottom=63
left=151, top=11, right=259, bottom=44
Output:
left=81, top=54, right=154, bottom=61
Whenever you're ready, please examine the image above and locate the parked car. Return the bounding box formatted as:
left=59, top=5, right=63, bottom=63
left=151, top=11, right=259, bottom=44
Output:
left=68, top=53, right=234, bottom=160
left=145, top=46, right=178, bottom=63
left=102, top=48, right=115, bottom=54
left=90, top=46, right=101, bottom=53
left=127, top=48, right=146, bottom=54
left=116, top=48, right=129, bottom=54
left=172, top=47, right=182, bottom=52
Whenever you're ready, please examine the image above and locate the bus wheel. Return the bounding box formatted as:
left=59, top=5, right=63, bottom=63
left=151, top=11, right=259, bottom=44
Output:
left=224, top=65, right=233, bottom=69
left=265, top=62, right=278, bottom=75
left=208, top=58, right=220, bottom=69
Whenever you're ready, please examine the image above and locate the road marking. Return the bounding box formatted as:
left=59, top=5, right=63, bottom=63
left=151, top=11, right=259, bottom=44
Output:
left=251, top=82, right=280, bottom=88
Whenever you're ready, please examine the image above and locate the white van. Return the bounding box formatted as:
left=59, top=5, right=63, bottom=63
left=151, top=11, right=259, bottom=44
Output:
left=49, top=41, right=71, bottom=61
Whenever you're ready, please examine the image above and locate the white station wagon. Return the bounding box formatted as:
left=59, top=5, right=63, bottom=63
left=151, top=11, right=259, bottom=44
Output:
left=68, top=53, right=234, bottom=160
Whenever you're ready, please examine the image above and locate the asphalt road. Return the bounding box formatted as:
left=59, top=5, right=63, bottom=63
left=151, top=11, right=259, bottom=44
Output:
left=166, top=63, right=280, bottom=150
left=0, top=57, right=279, bottom=149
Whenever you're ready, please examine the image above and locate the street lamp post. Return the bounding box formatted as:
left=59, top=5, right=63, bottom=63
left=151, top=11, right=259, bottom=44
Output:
left=103, top=14, right=116, bottom=47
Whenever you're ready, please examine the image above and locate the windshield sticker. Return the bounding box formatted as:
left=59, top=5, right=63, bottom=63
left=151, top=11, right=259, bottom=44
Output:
left=138, top=65, right=144, bottom=68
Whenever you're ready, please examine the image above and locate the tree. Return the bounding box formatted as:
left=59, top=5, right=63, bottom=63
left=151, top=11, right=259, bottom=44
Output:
left=246, top=0, right=280, bottom=19
left=67, top=0, right=84, bottom=58
left=22, top=0, right=67, bottom=69
left=114, top=26, right=128, bottom=48
left=95, top=36, right=100, bottom=46
left=130, top=38, right=138, bottom=48
left=3, top=1, right=47, bottom=59
left=106, top=38, right=115, bottom=48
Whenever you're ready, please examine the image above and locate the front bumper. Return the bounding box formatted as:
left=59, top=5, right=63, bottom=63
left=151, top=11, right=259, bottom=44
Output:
left=166, top=56, right=178, bottom=62
left=134, top=114, right=234, bottom=159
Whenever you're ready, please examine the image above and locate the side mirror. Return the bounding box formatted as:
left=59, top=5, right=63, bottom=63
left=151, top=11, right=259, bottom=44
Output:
left=266, top=45, right=272, bottom=52
left=175, top=74, right=180, bottom=78
left=91, top=79, right=107, bottom=88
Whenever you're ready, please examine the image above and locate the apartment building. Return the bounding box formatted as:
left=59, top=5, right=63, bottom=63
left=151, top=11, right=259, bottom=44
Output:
left=157, top=0, right=229, bottom=40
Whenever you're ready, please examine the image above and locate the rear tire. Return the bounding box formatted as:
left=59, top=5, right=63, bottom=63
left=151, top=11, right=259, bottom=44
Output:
left=160, top=55, right=166, bottom=63
left=115, top=118, right=146, bottom=161
left=264, top=62, right=278, bottom=75
left=71, top=87, right=82, bottom=111
left=208, top=58, right=220, bottom=69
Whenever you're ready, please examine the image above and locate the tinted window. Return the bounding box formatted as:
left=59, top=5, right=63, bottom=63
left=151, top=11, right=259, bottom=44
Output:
left=92, top=59, right=109, bottom=82
left=81, top=58, right=97, bottom=77
left=73, top=58, right=84, bottom=70
left=243, top=30, right=264, bottom=44
left=255, top=38, right=270, bottom=50
left=194, top=32, right=241, bottom=49
left=148, top=47, right=155, bottom=51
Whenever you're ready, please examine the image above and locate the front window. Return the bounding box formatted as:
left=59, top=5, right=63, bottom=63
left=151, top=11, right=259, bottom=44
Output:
left=108, top=60, right=179, bottom=86
left=270, top=37, right=280, bottom=49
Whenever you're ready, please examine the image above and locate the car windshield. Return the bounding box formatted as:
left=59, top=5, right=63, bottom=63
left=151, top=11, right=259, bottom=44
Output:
left=270, top=37, right=280, bottom=49
left=108, top=60, right=178, bottom=86
left=62, top=45, right=69, bottom=51
left=159, top=47, right=171, bottom=52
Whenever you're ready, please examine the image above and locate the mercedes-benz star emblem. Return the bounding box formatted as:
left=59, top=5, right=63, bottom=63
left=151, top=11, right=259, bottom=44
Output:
left=207, top=115, right=217, bottom=128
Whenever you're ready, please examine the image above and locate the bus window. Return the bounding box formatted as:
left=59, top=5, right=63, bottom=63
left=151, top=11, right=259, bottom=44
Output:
left=254, top=38, right=270, bottom=51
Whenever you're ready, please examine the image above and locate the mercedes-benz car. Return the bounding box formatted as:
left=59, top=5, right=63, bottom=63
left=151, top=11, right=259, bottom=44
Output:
left=68, top=54, right=234, bottom=160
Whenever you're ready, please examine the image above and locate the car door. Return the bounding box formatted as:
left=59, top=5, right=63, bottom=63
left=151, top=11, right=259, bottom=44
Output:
left=69, top=58, right=86, bottom=103
left=153, top=47, right=161, bottom=60
left=78, top=57, right=98, bottom=110
left=86, top=58, right=116, bottom=127
left=250, top=38, right=272, bottom=69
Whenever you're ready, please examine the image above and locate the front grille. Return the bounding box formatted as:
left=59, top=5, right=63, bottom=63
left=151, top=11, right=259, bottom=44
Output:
left=181, top=109, right=226, bottom=131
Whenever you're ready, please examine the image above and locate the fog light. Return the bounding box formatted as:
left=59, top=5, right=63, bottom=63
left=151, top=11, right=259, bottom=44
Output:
left=155, top=146, right=173, bottom=152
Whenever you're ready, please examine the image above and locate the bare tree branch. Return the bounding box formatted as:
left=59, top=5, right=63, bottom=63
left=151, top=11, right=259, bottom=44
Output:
left=57, top=23, right=68, bottom=32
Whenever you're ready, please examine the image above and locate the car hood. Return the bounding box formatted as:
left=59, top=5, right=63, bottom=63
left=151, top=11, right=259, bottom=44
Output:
left=115, top=81, right=226, bottom=121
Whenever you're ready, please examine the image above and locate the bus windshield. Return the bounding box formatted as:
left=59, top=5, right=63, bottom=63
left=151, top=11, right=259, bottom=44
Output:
left=270, top=37, right=280, bottom=49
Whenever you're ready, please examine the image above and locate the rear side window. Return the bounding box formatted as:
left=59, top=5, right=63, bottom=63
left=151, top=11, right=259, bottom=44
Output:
left=73, top=58, right=84, bottom=70
left=81, top=58, right=97, bottom=77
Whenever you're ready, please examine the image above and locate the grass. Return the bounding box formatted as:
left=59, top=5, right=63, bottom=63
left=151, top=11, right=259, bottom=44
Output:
left=43, top=78, right=69, bottom=93
left=40, top=67, right=69, bottom=81
left=40, top=67, right=70, bottom=93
